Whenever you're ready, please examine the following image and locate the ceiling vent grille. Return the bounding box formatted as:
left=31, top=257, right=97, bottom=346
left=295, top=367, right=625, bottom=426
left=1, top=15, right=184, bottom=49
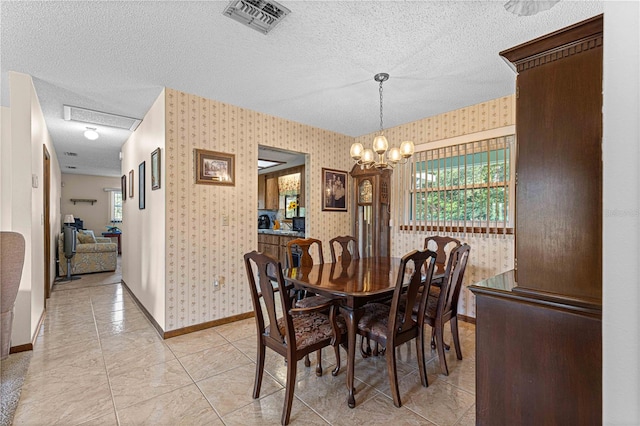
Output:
left=63, top=105, right=142, bottom=131
left=223, top=0, right=290, bottom=35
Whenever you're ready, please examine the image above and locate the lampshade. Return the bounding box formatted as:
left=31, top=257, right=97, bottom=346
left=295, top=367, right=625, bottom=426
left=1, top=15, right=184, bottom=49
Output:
left=64, top=214, right=75, bottom=224
left=372, top=134, right=389, bottom=155
left=400, top=141, right=415, bottom=158
left=350, top=142, right=364, bottom=160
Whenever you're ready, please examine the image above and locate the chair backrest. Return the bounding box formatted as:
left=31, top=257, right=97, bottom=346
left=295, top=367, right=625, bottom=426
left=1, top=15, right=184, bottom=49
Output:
left=329, top=236, right=359, bottom=263
left=432, top=244, right=471, bottom=319
left=286, top=238, right=323, bottom=268
left=424, top=235, right=461, bottom=267
left=1, top=232, right=26, bottom=313
left=388, top=249, right=438, bottom=337
left=244, top=251, right=296, bottom=349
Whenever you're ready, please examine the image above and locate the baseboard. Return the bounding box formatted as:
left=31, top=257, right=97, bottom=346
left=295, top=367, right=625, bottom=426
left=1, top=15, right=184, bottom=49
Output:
left=120, top=279, right=254, bottom=340
left=163, top=312, right=254, bottom=339
left=9, top=343, right=33, bottom=354
left=458, top=314, right=476, bottom=324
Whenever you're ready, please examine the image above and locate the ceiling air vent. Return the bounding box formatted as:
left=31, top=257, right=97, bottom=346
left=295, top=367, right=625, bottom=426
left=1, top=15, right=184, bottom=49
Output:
left=63, top=105, right=142, bottom=131
left=223, top=0, right=290, bottom=35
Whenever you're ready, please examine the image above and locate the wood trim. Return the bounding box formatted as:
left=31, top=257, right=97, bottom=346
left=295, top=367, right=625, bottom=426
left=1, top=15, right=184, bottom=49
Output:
left=512, top=35, right=602, bottom=73
left=399, top=225, right=514, bottom=235
left=500, top=14, right=603, bottom=66
left=458, top=314, right=476, bottom=325
left=121, top=279, right=254, bottom=340
left=9, top=343, right=33, bottom=354
left=163, top=312, right=254, bottom=339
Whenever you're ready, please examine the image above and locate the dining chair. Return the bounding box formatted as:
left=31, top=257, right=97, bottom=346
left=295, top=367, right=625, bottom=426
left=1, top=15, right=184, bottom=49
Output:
left=422, top=243, right=471, bottom=375
left=424, top=235, right=461, bottom=268
left=286, top=238, right=334, bottom=367
left=244, top=251, right=344, bottom=425
left=329, top=235, right=359, bottom=263
left=356, top=249, right=438, bottom=407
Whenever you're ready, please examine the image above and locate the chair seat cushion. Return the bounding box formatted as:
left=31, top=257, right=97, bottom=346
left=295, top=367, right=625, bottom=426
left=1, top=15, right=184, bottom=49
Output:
left=357, top=303, right=402, bottom=341
left=269, top=312, right=346, bottom=350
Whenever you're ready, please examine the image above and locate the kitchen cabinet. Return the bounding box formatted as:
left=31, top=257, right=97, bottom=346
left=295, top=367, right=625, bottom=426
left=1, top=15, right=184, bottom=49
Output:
left=257, top=233, right=300, bottom=266
left=265, top=177, right=279, bottom=210
left=257, top=175, right=266, bottom=209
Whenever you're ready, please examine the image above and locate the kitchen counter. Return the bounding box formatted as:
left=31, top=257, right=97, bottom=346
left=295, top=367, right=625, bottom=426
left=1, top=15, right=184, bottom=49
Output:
left=258, top=229, right=304, bottom=238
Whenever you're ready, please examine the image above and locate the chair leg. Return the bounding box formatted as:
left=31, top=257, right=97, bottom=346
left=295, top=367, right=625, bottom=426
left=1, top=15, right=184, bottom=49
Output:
left=304, top=354, right=311, bottom=367
left=416, top=325, right=429, bottom=388
left=332, top=343, right=341, bottom=376
left=435, top=324, right=449, bottom=376
left=253, top=341, right=266, bottom=398
left=315, top=349, right=323, bottom=376
left=360, top=336, right=372, bottom=358
left=450, top=316, right=463, bottom=360
left=282, top=353, right=297, bottom=426
left=386, top=343, right=402, bottom=407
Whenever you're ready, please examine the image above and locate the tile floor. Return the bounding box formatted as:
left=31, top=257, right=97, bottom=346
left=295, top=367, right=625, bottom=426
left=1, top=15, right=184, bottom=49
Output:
left=12, top=266, right=476, bottom=425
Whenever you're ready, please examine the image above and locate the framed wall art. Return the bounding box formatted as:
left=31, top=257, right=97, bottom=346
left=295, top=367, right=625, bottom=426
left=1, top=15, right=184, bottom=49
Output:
left=129, top=169, right=134, bottom=198
left=322, top=168, right=348, bottom=212
left=151, top=147, right=161, bottom=190
left=121, top=174, right=127, bottom=200
left=194, top=149, right=235, bottom=186
left=139, top=161, right=145, bottom=210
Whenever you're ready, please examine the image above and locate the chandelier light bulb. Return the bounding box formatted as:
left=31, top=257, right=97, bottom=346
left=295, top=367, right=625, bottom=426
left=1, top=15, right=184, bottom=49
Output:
left=387, top=147, right=401, bottom=163
left=362, top=148, right=375, bottom=164
left=400, top=141, right=415, bottom=158
left=350, top=142, right=364, bottom=160
left=373, top=134, right=389, bottom=155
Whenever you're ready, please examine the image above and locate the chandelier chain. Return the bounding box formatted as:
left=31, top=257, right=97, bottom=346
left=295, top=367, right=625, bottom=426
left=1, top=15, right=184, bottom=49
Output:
left=379, top=79, right=384, bottom=133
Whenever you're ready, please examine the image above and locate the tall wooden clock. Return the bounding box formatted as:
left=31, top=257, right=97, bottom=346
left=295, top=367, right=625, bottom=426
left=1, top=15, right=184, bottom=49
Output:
left=350, top=165, right=391, bottom=258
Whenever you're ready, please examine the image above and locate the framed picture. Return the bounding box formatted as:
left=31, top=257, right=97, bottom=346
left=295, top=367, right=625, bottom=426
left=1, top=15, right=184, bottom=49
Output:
left=322, top=168, right=348, bottom=212
left=151, top=147, right=161, bottom=190
left=121, top=174, right=127, bottom=200
left=194, top=149, right=235, bottom=186
left=129, top=169, right=134, bottom=198
left=139, top=161, right=145, bottom=210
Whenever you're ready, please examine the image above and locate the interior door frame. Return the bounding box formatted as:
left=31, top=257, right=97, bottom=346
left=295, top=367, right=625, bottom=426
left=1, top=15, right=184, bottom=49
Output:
left=43, top=144, right=51, bottom=301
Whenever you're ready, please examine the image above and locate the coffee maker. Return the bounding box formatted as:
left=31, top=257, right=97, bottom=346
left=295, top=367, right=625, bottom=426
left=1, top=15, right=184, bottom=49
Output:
left=258, top=214, right=271, bottom=229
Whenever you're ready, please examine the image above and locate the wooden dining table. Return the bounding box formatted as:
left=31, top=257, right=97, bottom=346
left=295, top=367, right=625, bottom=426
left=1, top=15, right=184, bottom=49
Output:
left=284, top=256, right=445, bottom=408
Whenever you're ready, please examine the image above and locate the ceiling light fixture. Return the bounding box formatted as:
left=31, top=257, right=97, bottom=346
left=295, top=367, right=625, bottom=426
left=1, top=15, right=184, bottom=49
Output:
left=84, top=127, right=99, bottom=140
left=350, top=73, right=414, bottom=169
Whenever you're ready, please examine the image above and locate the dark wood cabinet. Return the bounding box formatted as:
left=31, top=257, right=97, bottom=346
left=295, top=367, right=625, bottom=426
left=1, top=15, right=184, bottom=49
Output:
left=471, top=15, right=603, bottom=425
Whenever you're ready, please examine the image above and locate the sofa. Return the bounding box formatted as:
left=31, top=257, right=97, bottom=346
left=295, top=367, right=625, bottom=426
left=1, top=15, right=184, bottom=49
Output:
left=58, top=230, right=117, bottom=276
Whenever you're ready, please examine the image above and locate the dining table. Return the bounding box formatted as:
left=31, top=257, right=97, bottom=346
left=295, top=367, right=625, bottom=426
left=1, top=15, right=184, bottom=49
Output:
left=283, top=256, right=445, bottom=408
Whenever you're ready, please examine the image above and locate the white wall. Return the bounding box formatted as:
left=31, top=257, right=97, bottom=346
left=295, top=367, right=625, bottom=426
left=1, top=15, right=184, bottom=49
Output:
left=121, top=89, right=166, bottom=330
left=4, top=71, right=62, bottom=346
left=60, top=174, right=121, bottom=233
left=603, top=2, right=640, bottom=424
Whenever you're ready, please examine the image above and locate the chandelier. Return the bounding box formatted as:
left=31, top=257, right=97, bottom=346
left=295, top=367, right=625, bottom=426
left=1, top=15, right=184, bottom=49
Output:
left=350, top=73, right=414, bottom=169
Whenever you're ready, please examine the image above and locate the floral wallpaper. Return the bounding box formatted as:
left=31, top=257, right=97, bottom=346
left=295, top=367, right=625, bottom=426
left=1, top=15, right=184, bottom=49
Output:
left=164, top=88, right=352, bottom=331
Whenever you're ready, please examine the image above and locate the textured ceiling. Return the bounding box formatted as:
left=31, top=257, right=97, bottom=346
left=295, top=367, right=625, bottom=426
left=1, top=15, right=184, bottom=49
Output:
left=1, top=1, right=603, bottom=177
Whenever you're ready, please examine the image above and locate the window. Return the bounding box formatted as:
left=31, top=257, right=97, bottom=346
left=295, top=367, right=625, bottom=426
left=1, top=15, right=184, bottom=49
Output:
left=401, top=135, right=515, bottom=234
left=109, top=191, right=123, bottom=223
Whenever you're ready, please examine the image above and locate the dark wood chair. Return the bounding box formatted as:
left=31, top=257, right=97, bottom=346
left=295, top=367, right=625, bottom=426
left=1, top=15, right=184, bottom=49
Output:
left=424, top=235, right=461, bottom=269
left=286, top=238, right=334, bottom=367
left=356, top=249, right=438, bottom=407
left=422, top=243, right=471, bottom=375
left=329, top=235, right=359, bottom=263
left=244, top=251, right=344, bottom=425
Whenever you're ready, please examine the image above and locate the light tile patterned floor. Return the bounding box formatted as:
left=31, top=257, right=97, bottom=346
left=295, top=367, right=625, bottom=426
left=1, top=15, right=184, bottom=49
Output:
left=12, top=267, right=476, bottom=425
